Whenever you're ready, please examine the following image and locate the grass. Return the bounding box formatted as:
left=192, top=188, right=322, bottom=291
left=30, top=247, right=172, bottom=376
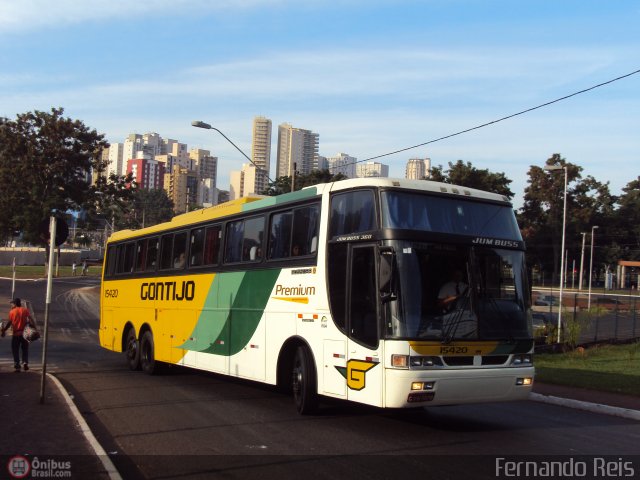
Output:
left=0, top=265, right=100, bottom=279
left=535, top=342, right=640, bottom=396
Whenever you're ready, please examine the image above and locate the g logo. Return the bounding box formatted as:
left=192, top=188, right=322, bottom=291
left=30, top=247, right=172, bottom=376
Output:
left=336, top=359, right=378, bottom=391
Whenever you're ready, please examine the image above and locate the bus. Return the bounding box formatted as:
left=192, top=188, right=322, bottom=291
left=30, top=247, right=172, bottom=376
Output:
left=100, top=178, right=534, bottom=414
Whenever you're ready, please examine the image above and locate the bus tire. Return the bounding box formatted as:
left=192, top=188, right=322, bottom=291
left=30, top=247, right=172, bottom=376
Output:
left=292, top=345, right=318, bottom=415
left=140, top=330, right=158, bottom=375
left=124, top=327, right=140, bottom=371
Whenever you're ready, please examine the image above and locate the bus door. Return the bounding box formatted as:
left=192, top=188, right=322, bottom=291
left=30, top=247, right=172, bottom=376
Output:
left=346, top=244, right=383, bottom=407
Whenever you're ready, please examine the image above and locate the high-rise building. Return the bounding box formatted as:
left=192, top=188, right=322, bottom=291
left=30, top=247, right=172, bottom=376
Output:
left=127, top=158, right=165, bottom=190
left=197, top=178, right=218, bottom=207
left=276, top=123, right=319, bottom=178
left=251, top=116, right=272, bottom=193
left=356, top=161, right=389, bottom=178
left=229, top=163, right=260, bottom=200
left=405, top=157, right=431, bottom=179
left=106, top=143, right=124, bottom=177
left=164, top=165, right=198, bottom=214
left=190, top=149, right=217, bottom=181
left=327, top=153, right=357, bottom=178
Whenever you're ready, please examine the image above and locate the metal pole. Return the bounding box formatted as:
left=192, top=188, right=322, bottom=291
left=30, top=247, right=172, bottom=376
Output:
left=291, top=162, right=297, bottom=193
left=579, top=232, right=586, bottom=291
left=40, top=216, right=57, bottom=404
left=11, top=256, right=16, bottom=299
left=556, top=168, right=567, bottom=343
left=588, top=226, right=599, bottom=309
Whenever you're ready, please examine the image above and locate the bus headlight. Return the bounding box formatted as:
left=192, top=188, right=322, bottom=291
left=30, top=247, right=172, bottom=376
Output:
left=409, top=356, right=444, bottom=368
left=510, top=354, right=533, bottom=366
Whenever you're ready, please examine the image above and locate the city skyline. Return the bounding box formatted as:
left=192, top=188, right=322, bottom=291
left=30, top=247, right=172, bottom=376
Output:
left=1, top=1, right=639, bottom=209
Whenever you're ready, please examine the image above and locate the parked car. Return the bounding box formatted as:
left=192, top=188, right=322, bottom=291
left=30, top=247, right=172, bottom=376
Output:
left=531, top=312, right=550, bottom=341
left=534, top=295, right=559, bottom=307
left=595, top=297, right=628, bottom=311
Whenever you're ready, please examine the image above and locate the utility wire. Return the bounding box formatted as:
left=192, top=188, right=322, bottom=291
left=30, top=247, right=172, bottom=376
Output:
left=341, top=68, right=640, bottom=168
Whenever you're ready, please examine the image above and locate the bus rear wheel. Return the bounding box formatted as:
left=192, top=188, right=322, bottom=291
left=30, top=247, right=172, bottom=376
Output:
left=140, top=330, right=158, bottom=375
left=124, top=327, right=140, bottom=371
left=292, top=346, right=318, bottom=414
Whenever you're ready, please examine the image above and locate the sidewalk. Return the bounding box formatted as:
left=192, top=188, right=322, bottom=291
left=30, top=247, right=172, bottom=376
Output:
left=531, top=382, right=640, bottom=421
left=0, top=369, right=117, bottom=479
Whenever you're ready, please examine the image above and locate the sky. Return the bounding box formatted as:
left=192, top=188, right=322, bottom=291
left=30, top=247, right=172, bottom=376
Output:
left=0, top=0, right=638, bottom=209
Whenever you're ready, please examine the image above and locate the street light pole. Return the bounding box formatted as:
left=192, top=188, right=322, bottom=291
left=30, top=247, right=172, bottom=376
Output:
left=578, top=232, right=586, bottom=290
left=544, top=164, right=567, bottom=343
left=588, top=225, right=599, bottom=309
left=191, top=120, right=274, bottom=184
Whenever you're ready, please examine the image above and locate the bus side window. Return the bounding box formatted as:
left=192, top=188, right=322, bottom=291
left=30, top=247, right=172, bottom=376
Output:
left=106, top=246, right=117, bottom=276
left=203, top=225, right=221, bottom=265
left=134, top=239, right=147, bottom=272
left=190, top=228, right=204, bottom=267
left=159, top=234, right=174, bottom=270
left=123, top=242, right=135, bottom=274
left=116, top=244, right=125, bottom=274
left=243, top=216, right=264, bottom=262
left=146, top=237, right=158, bottom=271
left=268, top=211, right=292, bottom=259
left=291, top=204, right=320, bottom=256
left=173, top=232, right=187, bottom=269
left=225, top=220, right=244, bottom=263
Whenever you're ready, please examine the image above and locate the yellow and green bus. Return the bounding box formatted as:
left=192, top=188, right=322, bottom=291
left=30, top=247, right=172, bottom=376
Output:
left=100, top=178, right=534, bottom=414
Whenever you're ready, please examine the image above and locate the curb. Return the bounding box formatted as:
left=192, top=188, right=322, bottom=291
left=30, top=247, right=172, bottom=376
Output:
left=530, top=392, right=640, bottom=421
left=47, top=373, right=123, bottom=480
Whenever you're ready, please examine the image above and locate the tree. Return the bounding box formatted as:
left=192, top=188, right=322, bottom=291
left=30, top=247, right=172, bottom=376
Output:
left=264, top=169, right=347, bottom=196
left=429, top=160, right=514, bottom=198
left=0, top=108, right=109, bottom=244
left=612, top=177, right=640, bottom=262
left=518, top=154, right=614, bottom=285
left=83, top=172, right=138, bottom=232
left=124, top=188, right=174, bottom=229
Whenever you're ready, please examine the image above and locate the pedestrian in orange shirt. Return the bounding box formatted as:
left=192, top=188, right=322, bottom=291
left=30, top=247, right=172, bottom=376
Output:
left=1, top=298, right=35, bottom=371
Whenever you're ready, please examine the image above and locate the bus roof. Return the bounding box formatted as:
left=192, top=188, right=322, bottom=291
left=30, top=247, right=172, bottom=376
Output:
left=107, top=177, right=511, bottom=243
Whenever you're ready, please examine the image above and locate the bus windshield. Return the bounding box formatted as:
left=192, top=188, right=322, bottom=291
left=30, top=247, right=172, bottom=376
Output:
left=379, top=191, right=530, bottom=342
left=384, top=241, right=531, bottom=341
left=381, top=190, right=522, bottom=239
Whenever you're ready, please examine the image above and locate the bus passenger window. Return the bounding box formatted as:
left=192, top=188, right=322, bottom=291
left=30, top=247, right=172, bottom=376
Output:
left=134, top=239, right=147, bottom=272
left=106, top=246, right=117, bottom=276
left=225, top=220, right=244, bottom=263
left=292, top=204, right=320, bottom=256
left=116, top=244, right=125, bottom=273
left=159, top=235, right=173, bottom=270
left=203, top=225, right=221, bottom=265
left=173, top=232, right=187, bottom=269
left=123, top=242, right=135, bottom=274
left=190, top=228, right=204, bottom=267
left=146, top=237, right=158, bottom=271
left=243, top=216, right=264, bottom=262
left=268, top=211, right=292, bottom=259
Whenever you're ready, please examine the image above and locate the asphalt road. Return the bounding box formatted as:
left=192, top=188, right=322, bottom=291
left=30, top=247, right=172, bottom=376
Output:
left=2, top=278, right=639, bottom=479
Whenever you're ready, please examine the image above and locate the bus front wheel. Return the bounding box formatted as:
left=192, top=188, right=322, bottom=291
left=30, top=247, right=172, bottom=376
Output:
left=124, top=327, right=140, bottom=371
left=140, top=330, right=158, bottom=375
left=292, top=346, right=318, bottom=414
